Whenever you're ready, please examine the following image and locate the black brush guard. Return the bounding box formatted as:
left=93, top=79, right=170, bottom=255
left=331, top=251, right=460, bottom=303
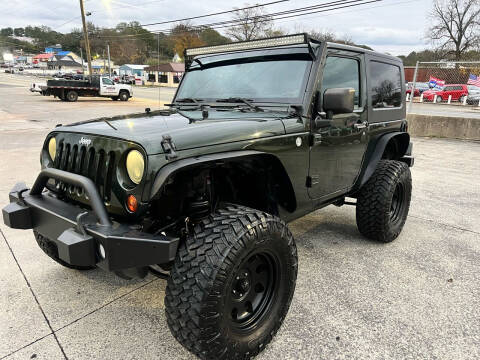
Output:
left=2, top=168, right=179, bottom=272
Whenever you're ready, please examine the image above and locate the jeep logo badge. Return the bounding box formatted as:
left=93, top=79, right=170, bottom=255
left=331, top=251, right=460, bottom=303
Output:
left=79, top=137, right=92, bottom=146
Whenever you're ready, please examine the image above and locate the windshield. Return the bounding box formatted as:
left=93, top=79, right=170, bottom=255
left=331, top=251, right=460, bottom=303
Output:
left=176, top=58, right=312, bottom=103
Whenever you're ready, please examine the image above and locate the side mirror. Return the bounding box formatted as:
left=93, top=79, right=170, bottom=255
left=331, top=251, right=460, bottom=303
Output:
left=323, top=88, right=355, bottom=116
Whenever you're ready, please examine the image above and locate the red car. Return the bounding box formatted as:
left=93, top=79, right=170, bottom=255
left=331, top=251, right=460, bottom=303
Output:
left=423, top=84, right=469, bottom=103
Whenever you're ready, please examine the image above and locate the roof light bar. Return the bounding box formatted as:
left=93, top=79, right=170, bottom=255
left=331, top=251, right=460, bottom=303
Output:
left=185, top=33, right=308, bottom=57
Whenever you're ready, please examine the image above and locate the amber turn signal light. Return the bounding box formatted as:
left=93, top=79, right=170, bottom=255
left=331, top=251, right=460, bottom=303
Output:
left=126, top=195, right=138, bottom=213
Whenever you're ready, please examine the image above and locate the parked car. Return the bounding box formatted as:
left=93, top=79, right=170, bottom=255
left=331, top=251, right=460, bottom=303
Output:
left=466, top=85, right=480, bottom=105
left=30, top=82, right=47, bottom=93
left=422, top=84, right=468, bottom=103
left=52, top=72, right=64, bottom=79
left=406, top=82, right=430, bottom=96
left=467, top=94, right=480, bottom=105
left=72, top=73, right=85, bottom=80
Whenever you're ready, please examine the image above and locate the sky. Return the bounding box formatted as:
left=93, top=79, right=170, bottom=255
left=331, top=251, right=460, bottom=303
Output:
left=0, top=0, right=434, bottom=56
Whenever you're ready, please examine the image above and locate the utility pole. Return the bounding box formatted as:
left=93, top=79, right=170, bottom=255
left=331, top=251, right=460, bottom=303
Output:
left=107, top=43, right=111, bottom=78
left=157, top=32, right=161, bottom=108
left=80, top=47, right=84, bottom=75
left=79, top=0, right=93, bottom=82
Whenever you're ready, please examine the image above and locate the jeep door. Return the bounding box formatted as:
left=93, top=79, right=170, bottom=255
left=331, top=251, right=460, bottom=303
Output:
left=308, top=48, right=369, bottom=201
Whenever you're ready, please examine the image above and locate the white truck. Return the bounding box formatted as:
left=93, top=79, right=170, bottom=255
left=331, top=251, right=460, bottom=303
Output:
left=42, top=75, right=133, bottom=102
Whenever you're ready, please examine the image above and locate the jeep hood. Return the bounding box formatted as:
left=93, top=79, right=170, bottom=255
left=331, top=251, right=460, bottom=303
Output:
left=54, top=112, right=287, bottom=154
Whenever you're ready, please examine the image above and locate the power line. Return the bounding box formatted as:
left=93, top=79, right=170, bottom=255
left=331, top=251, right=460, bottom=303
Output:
left=91, top=0, right=293, bottom=39
left=140, top=0, right=290, bottom=27
left=200, top=0, right=382, bottom=33
left=94, top=0, right=379, bottom=39
left=167, top=0, right=375, bottom=33
left=276, top=0, right=416, bottom=26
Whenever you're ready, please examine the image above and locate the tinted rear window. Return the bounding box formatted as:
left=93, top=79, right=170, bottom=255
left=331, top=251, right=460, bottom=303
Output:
left=370, top=61, right=402, bottom=108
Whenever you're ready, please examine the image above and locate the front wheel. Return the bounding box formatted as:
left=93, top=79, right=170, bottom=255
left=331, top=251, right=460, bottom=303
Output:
left=356, top=160, right=412, bottom=242
left=435, top=96, right=443, bottom=103
left=165, top=204, right=298, bottom=360
left=459, top=96, right=466, bottom=103
left=119, top=91, right=129, bottom=101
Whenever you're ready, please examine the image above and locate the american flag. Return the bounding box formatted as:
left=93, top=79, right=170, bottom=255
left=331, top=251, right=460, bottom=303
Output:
left=467, top=74, right=480, bottom=87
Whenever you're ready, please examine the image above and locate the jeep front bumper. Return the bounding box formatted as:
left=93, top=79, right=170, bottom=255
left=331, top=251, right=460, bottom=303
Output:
left=2, top=168, right=179, bottom=271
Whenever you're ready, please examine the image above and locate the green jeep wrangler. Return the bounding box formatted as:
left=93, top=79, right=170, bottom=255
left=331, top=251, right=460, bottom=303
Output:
left=3, top=34, right=413, bottom=359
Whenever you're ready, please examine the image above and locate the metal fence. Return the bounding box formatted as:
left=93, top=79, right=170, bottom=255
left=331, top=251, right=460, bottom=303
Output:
left=406, top=61, right=480, bottom=114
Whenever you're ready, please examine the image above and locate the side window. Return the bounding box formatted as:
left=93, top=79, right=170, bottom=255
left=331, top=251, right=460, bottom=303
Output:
left=370, top=61, right=402, bottom=108
left=321, top=56, right=360, bottom=107
left=102, top=78, right=114, bottom=85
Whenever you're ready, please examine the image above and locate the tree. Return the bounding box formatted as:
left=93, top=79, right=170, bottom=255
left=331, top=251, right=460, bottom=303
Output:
left=170, top=23, right=205, bottom=58
left=199, top=27, right=230, bottom=45
left=226, top=6, right=276, bottom=41
left=0, top=27, right=13, bottom=37
left=301, top=28, right=373, bottom=50
left=13, top=28, right=24, bottom=37
left=429, top=0, right=480, bottom=61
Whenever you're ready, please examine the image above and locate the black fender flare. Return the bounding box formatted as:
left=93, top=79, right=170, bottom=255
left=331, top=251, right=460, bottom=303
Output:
left=148, top=150, right=297, bottom=212
left=353, top=132, right=410, bottom=191
left=150, top=150, right=265, bottom=200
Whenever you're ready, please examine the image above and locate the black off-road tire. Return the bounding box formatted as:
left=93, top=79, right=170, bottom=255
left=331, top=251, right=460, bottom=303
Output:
left=119, top=91, right=129, bottom=101
left=356, top=160, right=412, bottom=242
left=66, top=90, right=78, bottom=102
left=165, top=204, right=298, bottom=360
left=33, top=230, right=94, bottom=270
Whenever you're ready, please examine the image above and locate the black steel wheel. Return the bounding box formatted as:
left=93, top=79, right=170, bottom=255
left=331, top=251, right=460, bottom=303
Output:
left=165, top=204, right=297, bottom=360
left=227, top=251, right=278, bottom=331
left=356, top=160, right=412, bottom=242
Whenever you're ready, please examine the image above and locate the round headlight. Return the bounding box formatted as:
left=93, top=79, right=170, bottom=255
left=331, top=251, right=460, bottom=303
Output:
left=48, top=137, right=56, bottom=161
left=126, top=150, right=145, bottom=184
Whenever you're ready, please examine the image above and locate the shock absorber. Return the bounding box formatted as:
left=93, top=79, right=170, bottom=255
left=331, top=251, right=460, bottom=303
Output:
left=187, top=196, right=210, bottom=222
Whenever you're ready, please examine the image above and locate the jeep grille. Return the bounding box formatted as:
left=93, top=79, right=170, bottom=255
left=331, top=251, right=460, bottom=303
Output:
left=53, top=141, right=116, bottom=202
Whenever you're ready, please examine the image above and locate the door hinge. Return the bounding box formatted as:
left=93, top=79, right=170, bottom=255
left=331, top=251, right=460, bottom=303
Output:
left=161, top=135, right=178, bottom=160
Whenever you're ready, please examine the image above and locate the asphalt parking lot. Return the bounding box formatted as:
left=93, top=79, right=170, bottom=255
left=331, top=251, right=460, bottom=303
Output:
left=1, top=73, right=480, bottom=360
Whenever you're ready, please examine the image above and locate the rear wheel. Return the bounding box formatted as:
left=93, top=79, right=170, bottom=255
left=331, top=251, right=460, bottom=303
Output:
left=165, top=204, right=298, bottom=359
left=356, top=160, right=412, bottom=242
left=459, top=95, right=466, bottom=103
left=66, top=90, right=78, bottom=102
left=33, top=231, right=94, bottom=270
left=119, top=91, right=129, bottom=101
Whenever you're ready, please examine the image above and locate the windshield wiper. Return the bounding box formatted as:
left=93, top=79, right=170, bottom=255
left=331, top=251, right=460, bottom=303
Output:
left=174, top=97, right=203, bottom=104
left=215, top=97, right=264, bottom=112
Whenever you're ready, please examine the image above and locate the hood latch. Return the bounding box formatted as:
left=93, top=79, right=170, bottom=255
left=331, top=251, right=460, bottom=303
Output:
left=161, top=135, right=178, bottom=160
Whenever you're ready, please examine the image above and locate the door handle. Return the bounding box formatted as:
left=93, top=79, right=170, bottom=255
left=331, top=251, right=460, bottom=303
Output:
left=354, top=121, right=368, bottom=130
